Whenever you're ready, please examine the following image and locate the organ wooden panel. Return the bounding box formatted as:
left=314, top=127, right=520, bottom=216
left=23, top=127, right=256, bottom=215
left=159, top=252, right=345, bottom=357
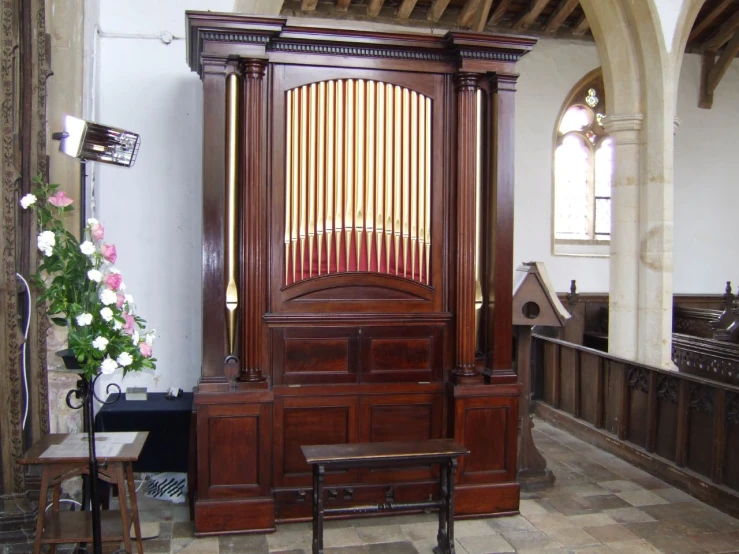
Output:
left=186, top=13, right=536, bottom=534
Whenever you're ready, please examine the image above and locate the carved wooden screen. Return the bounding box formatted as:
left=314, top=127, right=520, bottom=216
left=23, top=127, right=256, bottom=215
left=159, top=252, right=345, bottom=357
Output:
left=284, top=79, right=432, bottom=286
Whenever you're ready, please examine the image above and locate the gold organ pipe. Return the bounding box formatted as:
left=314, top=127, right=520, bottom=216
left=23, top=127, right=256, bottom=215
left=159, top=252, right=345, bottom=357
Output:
left=375, top=82, right=385, bottom=272
left=410, top=91, right=418, bottom=281
left=335, top=82, right=344, bottom=271
left=291, top=89, right=299, bottom=283
left=308, top=84, right=317, bottom=277
left=418, top=95, right=425, bottom=284
left=285, top=89, right=293, bottom=284
left=225, top=73, right=240, bottom=356
left=401, top=88, right=410, bottom=277
left=345, top=80, right=355, bottom=269
left=285, top=80, right=432, bottom=284
left=355, top=80, right=365, bottom=268
left=385, top=84, right=394, bottom=273
left=425, top=97, right=432, bottom=284
left=299, top=86, right=308, bottom=277
left=326, top=81, right=335, bottom=274
left=475, top=90, right=484, bottom=350
left=393, top=86, right=402, bottom=275
left=317, top=82, right=326, bottom=276
left=366, top=81, right=376, bottom=270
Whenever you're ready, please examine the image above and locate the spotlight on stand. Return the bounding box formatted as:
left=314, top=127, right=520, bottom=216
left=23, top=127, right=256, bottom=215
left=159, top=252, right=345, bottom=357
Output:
left=50, top=115, right=140, bottom=554
left=52, top=115, right=140, bottom=167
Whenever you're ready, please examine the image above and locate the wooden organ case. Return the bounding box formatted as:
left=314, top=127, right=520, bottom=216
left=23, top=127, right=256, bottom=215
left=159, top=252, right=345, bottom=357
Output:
left=186, top=12, right=536, bottom=535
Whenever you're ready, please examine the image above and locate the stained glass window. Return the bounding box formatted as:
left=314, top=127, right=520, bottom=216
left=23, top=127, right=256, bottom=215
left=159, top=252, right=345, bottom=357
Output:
left=554, top=69, right=612, bottom=246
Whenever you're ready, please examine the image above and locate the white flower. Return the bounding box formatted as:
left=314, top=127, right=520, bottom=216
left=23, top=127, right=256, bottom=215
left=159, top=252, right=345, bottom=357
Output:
left=80, top=241, right=96, bottom=256
left=92, top=336, right=109, bottom=351
left=100, top=356, right=118, bottom=375
left=100, top=289, right=117, bottom=306
left=125, top=294, right=134, bottom=305
left=87, top=269, right=102, bottom=283
left=76, top=313, right=93, bottom=326
left=116, top=352, right=133, bottom=367
left=87, top=217, right=99, bottom=226
left=108, top=267, right=121, bottom=274
left=100, top=307, right=113, bottom=322
left=20, top=194, right=37, bottom=209
left=145, top=330, right=156, bottom=346
left=119, top=281, right=127, bottom=291
left=37, top=231, right=55, bottom=257
left=113, top=320, right=123, bottom=331
left=131, top=331, right=140, bottom=346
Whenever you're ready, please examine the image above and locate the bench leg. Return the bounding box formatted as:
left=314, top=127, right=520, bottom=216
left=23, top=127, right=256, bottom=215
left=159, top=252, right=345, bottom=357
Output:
left=435, top=460, right=448, bottom=554
left=312, top=464, right=325, bottom=554
left=446, top=459, right=457, bottom=554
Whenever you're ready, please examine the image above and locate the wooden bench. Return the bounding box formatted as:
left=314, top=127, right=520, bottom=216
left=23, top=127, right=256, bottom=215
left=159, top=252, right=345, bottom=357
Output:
left=301, top=439, right=469, bottom=554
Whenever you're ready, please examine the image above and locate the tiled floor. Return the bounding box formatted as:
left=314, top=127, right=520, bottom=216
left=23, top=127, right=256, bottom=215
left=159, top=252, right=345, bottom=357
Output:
left=19, top=419, right=739, bottom=553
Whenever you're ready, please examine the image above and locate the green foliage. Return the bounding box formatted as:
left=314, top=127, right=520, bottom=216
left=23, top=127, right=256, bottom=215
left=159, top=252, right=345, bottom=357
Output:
left=23, top=175, right=157, bottom=381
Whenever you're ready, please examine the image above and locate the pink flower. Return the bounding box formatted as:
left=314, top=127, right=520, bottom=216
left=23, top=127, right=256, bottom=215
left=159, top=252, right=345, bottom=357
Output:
left=90, top=221, right=104, bottom=241
left=116, top=293, right=126, bottom=309
left=122, top=312, right=135, bottom=335
left=48, top=191, right=74, bottom=207
left=138, top=342, right=153, bottom=358
left=101, top=243, right=117, bottom=263
left=103, top=273, right=123, bottom=290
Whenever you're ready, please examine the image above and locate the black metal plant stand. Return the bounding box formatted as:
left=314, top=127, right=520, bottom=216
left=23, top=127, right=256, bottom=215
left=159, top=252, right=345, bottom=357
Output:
left=65, top=373, right=122, bottom=554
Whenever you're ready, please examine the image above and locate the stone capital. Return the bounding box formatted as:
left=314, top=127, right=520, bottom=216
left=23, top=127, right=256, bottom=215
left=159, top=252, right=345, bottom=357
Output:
left=602, top=113, right=643, bottom=134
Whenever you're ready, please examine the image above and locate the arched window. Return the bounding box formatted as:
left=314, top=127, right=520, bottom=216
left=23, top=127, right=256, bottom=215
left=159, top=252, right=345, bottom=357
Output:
left=553, top=69, right=611, bottom=257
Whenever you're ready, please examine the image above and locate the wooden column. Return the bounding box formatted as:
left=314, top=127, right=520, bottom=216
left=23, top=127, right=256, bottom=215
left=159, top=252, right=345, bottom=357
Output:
left=238, top=59, right=268, bottom=383
left=200, top=58, right=230, bottom=387
left=485, top=73, right=517, bottom=382
left=452, top=72, right=482, bottom=384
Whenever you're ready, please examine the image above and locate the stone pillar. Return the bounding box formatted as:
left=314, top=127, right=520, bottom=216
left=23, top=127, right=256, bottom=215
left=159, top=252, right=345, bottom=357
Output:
left=603, top=114, right=642, bottom=362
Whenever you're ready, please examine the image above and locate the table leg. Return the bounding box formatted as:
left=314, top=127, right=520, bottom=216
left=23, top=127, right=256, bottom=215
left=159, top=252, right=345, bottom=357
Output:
left=114, top=463, right=133, bottom=554
left=312, top=464, right=325, bottom=554
left=33, top=466, right=50, bottom=554
left=125, top=462, right=144, bottom=554
left=435, top=460, right=448, bottom=554
left=446, top=459, right=458, bottom=554
left=49, top=480, right=62, bottom=554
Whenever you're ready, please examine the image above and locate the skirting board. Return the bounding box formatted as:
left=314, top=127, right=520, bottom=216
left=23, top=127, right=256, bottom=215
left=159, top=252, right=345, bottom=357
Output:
left=534, top=402, right=739, bottom=520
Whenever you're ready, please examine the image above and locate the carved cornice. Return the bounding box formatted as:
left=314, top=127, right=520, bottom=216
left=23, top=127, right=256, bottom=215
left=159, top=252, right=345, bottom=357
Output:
left=186, top=12, right=538, bottom=77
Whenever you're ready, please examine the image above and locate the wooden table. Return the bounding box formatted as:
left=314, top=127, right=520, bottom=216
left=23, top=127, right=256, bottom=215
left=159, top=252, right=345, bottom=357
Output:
left=18, top=431, right=148, bottom=554
left=302, top=439, right=469, bottom=554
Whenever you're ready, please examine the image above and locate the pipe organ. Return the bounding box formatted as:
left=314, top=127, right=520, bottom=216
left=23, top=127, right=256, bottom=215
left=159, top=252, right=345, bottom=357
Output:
left=187, top=13, right=536, bottom=535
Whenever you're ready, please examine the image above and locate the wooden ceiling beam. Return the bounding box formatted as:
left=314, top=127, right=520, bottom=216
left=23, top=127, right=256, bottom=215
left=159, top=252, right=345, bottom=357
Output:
left=689, top=0, right=733, bottom=43
left=704, top=29, right=739, bottom=108
left=545, top=0, right=579, bottom=34
left=460, top=0, right=495, bottom=31
left=337, top=0, right=351, bottom=10
left=367, top=0, right=385, bottom=16
left=475, top=0, right=495, bottom=31
left=301, top=0, right=318, bottom=10
left=398, top=0, right=418, bottom=18
left=572, top=13, right=589, bottom=36
left=513, top=0, right=551, bottom=31
left=488, top=0, right=510, bottom=26
left=427, top=0, right=451, bottom=22
left=702, top=9, right=739, bottom=51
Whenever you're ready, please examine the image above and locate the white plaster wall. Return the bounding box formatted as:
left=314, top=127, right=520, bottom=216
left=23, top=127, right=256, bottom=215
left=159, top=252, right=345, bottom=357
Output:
left=674, top=53, right=739, bottom=292
left=94, top=0, right=232, bottom=392
left=513, top=38, right=609, bottom=292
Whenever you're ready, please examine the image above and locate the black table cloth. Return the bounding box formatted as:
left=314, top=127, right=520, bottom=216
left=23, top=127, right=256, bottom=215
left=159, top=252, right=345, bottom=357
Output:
left=95, top=392, right=193, bottom=473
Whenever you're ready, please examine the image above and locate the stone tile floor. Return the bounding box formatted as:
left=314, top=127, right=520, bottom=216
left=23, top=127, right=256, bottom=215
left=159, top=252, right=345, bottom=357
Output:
left=13, top=419, right=739, bottom=553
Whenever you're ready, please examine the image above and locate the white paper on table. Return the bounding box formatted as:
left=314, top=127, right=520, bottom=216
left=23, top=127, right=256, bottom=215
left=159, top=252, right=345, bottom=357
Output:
left=40, top=442, right=123, bottom=459
left=60, top=431, right=138, bottom=445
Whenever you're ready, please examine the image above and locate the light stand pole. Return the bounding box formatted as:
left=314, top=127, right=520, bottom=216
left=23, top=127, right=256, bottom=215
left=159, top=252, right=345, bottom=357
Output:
left=66, top=374, right=122, bottom=554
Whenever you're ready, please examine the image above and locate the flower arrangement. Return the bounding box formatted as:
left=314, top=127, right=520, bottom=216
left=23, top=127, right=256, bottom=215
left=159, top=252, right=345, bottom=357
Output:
left=21, top=176, right=156, bottom=381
